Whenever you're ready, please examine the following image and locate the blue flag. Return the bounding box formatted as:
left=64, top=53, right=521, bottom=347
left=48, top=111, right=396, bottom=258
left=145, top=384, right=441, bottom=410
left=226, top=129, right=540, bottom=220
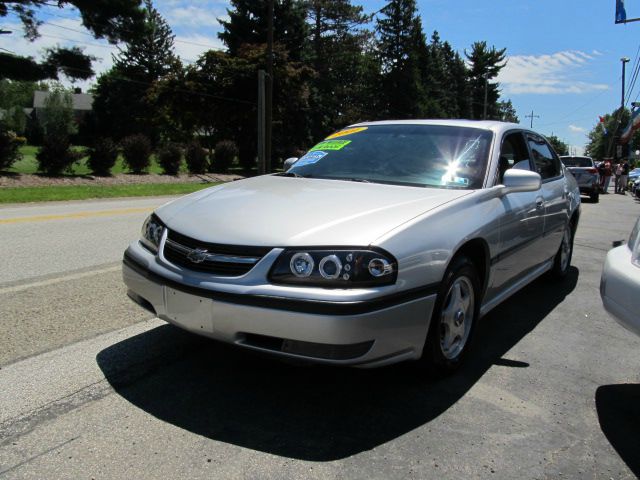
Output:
left=616, top=0, right=627, bottom=23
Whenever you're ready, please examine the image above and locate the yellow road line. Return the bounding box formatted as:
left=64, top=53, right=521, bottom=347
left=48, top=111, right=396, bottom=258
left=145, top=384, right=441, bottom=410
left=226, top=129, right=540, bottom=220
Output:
left=0, top=207, right=152, bottom=225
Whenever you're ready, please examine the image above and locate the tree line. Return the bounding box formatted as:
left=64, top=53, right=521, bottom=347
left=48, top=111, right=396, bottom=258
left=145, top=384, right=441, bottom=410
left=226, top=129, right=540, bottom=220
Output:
left=1, top=0, right=518, bottom=175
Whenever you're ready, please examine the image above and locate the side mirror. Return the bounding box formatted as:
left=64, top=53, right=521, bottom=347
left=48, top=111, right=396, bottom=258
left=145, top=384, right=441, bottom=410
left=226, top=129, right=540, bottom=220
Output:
left=501, top=169, right=541, bottom=194
left=283, top=157, right=299, bottom=171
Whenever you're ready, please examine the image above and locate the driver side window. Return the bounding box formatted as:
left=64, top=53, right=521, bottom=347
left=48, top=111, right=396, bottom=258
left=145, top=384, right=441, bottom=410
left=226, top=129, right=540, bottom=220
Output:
left=498, top=132, right=531, bottom=183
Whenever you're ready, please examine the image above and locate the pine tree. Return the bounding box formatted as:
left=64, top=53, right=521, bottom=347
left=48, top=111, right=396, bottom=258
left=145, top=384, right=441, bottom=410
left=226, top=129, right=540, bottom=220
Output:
left=304, top=0, right=371, bottom=137
left=92, top=0, right=180, bottom=142
left=465, top=41, right=506, bottom=120
left=219, top=0, right=307, bottom=61
left=376, top=0, right=427, bottom=118
left=113, top=0, right=179, bottom=81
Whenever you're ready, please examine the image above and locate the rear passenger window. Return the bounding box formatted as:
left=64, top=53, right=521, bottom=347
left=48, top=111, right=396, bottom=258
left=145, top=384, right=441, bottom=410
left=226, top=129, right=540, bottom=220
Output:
left=527, top=135, right=561, bottom=180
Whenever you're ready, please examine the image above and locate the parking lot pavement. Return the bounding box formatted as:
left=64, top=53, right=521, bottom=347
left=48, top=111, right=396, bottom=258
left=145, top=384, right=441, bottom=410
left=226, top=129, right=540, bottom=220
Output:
left=0, top=193, right=639, bottom=479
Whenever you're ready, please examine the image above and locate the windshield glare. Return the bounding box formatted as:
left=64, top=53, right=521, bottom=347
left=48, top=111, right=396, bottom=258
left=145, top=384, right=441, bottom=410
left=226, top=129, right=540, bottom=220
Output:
left=289, top=124, right=493, bottom=189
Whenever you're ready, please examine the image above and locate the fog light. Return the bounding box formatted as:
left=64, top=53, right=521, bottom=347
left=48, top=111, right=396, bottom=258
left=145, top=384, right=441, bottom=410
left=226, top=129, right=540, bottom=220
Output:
left=319, top=255, right=342, bottom=279
left=368, top=258, right=392, bottom=277
left=290, top=252, right=314, bottom=277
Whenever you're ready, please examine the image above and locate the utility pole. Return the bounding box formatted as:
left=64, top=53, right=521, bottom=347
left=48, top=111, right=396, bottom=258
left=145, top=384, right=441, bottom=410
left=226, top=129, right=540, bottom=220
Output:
left=265, top=0, right=274, bottom=173
left=482, top=74, right=488, bottom=120
left=525, top=110, right=540, bottom=128
left=257, top=70, right=266, bottom=175
left=621, top=57, right=630, bottom=109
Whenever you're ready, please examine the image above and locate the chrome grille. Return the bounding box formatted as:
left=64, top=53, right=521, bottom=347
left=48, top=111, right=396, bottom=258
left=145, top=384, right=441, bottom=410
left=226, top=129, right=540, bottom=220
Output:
left=163, top=229, right=272, bottom=276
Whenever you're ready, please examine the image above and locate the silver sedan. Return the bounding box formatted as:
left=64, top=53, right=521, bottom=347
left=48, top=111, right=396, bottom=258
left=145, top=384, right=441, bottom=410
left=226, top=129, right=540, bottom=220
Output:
left=123, top=120, right=581, bottom=375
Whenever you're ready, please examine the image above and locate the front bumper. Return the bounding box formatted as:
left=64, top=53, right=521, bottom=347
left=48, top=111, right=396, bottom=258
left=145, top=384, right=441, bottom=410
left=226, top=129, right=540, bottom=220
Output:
left=123, top=242, right=437, bottom=367
left=600, top=245, right=640, bottom=337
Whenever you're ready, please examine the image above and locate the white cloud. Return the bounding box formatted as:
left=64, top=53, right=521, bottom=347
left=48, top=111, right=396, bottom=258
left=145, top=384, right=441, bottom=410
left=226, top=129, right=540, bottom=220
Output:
left=569, top=124, right=586, bottom=133
left=164, top=4, right=227, bottom=28
left=497, top=50, right=609, bottom=95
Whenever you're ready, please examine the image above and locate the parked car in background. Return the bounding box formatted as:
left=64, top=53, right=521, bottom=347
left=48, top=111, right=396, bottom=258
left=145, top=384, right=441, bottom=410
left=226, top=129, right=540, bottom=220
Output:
left=627, top=167, right=640, bottom=191
left=559, top=155, right=600, bottom=202
left=123, top=120, right=581, bottom=375
left=601, top=217, right=640, bottom=337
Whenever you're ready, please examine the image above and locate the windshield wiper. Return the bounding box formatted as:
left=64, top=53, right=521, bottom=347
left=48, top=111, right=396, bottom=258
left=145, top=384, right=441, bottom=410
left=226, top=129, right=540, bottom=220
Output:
left=273, top=172, right=311, bottom=178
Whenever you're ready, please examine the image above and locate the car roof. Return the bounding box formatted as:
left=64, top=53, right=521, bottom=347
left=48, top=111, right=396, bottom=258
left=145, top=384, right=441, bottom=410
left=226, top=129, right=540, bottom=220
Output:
left=349, top=119, right=528, bottom=136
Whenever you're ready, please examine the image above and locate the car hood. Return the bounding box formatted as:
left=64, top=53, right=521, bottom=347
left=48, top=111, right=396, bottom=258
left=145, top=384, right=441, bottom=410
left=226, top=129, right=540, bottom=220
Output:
left=156, top=175, right=472, bottom=246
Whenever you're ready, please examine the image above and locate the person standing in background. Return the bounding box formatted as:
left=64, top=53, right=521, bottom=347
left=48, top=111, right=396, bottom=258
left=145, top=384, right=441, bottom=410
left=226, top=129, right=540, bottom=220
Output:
left=602, top=158, right=613, bottom=193
left=618, top=159, right=630, bottom=194
left=615, top=161, right=623, bottom=193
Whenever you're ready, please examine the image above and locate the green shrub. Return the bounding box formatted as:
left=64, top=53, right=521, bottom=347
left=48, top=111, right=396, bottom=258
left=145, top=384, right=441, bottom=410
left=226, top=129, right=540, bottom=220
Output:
left=185, top=141, right=209, bottom=174
left=36, top=136, right=81, bottom=175
left=121, top=134, right=152, bottom=174
left=87, top=138, right=119, bottom=176
left=157, top=142, right=183, bottom=175
left=0, top=128, right=22, bottom=171
left=212, top=140, right=238, bottom=173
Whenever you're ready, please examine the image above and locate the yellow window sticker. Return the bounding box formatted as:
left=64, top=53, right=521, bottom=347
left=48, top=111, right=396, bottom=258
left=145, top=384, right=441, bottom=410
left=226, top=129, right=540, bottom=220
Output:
left=309, top=140, right=351, bottom=151
left=325, top=126, right=368, bottom=139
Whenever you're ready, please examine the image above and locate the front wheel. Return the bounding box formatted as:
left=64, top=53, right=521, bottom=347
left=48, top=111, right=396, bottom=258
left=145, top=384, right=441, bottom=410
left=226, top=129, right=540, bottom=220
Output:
left=420, top=255, right=480, bottom=376
left=551, top=223, right=574, bottom=279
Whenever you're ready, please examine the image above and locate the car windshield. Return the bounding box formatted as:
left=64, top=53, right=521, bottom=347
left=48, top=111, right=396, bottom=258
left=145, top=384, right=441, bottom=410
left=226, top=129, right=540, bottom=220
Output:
left=561, top=157, right=593, bottom=167
left=287, top=124, right=493, bottom=189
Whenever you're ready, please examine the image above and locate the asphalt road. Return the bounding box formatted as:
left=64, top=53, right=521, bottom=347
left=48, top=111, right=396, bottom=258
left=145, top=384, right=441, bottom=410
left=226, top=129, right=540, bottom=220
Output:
left=0, top=189, right=639, bottom=479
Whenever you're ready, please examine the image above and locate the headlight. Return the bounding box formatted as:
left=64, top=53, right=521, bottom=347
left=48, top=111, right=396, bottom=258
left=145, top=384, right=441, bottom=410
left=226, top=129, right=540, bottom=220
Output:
left=140, top=214, right=165, bottom=253
left=628, top=217, right=640, bottom=267
left=269, top=249, right=397, bottom=288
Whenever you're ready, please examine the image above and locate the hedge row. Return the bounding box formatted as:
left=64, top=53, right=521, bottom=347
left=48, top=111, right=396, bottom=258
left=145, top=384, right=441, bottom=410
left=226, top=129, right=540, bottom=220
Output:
left=0, top=130, right=240, bottom=176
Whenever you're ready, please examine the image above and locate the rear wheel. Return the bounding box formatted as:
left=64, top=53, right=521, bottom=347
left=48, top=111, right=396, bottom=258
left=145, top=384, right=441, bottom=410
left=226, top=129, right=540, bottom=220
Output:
left=420, top=255, right=480, bottom=376
left=551, top=223, right=574, bottom=279
left=590, top=191, right=599, bottom=203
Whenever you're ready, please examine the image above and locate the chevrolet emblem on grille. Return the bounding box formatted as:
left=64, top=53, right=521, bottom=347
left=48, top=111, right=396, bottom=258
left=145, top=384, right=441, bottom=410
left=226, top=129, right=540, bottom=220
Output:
left=186, top=248, right=209, bottom=264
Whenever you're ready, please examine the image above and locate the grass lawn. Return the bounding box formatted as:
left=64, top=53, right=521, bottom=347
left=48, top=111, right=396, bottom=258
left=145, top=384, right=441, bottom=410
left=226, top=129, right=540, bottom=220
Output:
left=0, top=182, right=218, bottom=204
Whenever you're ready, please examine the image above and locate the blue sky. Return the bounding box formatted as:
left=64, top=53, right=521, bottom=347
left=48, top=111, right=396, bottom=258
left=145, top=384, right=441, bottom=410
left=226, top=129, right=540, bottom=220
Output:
left=2, top=0, right=639, bottom=154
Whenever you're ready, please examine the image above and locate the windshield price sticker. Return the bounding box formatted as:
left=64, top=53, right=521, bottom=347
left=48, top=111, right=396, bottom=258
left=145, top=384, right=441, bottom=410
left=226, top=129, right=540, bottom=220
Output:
left=296, top=150, right=327, bottom=166
left=310, top=140, right=351, bottom=151
left=325, top=127, right=368, bottom=139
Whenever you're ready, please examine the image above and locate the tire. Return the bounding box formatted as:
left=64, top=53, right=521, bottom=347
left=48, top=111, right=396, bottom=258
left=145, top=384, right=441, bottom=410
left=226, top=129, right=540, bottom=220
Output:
left=551, top=223, right=574, bottom=279
left=590, top=191, right=599, bottom=203
left=419, top=255, right=481, bottom=376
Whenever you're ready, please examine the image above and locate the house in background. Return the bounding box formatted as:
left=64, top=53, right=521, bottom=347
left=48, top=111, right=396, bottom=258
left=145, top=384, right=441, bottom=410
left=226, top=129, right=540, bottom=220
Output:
left=32, top=88, right=94, bottom=123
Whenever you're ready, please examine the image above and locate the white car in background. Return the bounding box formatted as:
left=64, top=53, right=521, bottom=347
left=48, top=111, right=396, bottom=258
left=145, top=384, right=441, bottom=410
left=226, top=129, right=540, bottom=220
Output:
left=601, top=217, right=640, bottom=337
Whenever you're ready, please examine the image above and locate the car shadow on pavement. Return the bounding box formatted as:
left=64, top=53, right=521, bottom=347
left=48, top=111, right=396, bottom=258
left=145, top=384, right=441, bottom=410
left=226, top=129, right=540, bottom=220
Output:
left=97, top=267, right=578, bottom=461
left=595, top=384, right=640, bottom=477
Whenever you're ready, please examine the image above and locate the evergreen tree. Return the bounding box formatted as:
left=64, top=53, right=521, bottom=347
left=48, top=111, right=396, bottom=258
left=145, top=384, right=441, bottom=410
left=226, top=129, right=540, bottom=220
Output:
left=304, top=0, right=372, bottom=138
left=219, top=0, right=307, bottom=61
left=465, top=41, right=506, bottom=120
left=376, top=0, right=427, bottom=118
left=92, top=0, right=180, bottom=142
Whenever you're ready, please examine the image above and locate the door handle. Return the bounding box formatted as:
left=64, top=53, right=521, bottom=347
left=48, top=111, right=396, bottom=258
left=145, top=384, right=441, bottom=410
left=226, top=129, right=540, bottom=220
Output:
left=535, top=198, right=545, bottom=209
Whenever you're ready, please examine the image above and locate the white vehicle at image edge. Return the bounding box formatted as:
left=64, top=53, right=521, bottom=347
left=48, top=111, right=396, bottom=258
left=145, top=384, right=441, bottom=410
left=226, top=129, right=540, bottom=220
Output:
left=123, top=120, right=581, bottom=375
left=601, top=217, right=640, bottom=337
